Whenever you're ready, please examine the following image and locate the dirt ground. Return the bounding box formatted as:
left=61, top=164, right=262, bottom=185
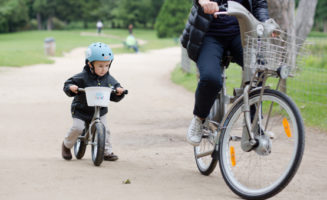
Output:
left=0, top=47, right=326, bottom=200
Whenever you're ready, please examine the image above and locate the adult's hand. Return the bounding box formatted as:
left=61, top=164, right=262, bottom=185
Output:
left=199, top=0, right=219, bottom=15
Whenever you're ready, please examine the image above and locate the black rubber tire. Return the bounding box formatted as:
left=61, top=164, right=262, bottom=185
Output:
left=194, top=146, right=218, bottom=176
left=91, top=123, right=106, bottom=166
left=74, top=129, right=87, bottom=159
left=219, top=89, right=305, bottom=199
left=194, top=97, right=221, bottom=176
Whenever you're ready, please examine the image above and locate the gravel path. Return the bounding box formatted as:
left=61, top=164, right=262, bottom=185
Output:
left=0, top=47, right=326, bottom=200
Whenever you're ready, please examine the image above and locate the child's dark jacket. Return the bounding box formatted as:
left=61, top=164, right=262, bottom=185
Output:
left=63, top=65, right=124, bottom=122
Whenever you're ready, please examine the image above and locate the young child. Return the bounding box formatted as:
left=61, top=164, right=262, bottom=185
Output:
left=62, top=42, right=125, bottom=161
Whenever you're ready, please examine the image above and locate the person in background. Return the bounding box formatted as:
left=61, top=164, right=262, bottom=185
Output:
left=125, top=34, right=139, bottom=53
left=128, top=24, right=133, bottom=34
left=97, top=20, right=103, bottom=34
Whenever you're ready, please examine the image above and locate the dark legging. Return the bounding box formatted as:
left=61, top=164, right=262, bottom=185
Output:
left=193, top=35, right=243, bottom=118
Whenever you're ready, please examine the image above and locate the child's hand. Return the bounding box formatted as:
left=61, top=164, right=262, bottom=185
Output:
left=115, top=87, right=124, bottom=96
left=69, top=85, right=78, bottom=94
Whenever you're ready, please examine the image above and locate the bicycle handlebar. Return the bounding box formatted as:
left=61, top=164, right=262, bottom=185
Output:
left=209, top=3, right=228, bottom=18
left=112, top=88, right=129, bottom=95
left=77, top=88, right=128, bottom=95
left=219, top=4, right=227, bottom=12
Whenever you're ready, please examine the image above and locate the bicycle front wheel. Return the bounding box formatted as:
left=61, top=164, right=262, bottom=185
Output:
left=219, top=89, right=305, bottom=199
left=91, top=122, right=106, bottom=166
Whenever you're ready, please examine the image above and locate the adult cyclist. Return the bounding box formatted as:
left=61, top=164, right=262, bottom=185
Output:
left=181, top=0, right=269, bottom=146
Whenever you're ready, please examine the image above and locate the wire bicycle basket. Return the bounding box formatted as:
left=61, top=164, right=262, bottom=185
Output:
left=244, top=30, right=309, bottom=76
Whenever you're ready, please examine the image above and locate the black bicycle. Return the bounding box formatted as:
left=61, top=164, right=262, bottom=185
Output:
left=74, top=87, right=128, bottom=166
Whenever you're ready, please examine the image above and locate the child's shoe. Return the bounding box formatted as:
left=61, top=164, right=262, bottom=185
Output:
left=104, top=152, right=118, bottom=161
left=62, top=142, right=72, bottom=160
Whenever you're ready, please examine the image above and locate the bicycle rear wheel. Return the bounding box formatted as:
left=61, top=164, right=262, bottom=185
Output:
left=91, top=122, right=106, bottom=166
left=74, top=129, right=87, bottom=159
left=219, top=89, right=305, bottom=199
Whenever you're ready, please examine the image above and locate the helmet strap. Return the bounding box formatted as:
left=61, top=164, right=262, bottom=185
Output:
left=88, top=61, right=95, bottom=73
left=109, top=60, right=114, bottom=69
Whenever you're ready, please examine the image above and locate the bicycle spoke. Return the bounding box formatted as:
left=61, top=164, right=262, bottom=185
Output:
left=219, top=90, right=304, bottom=198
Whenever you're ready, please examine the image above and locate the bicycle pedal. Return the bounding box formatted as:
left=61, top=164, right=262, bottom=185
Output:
left=208, top=123, right=218, bottom=131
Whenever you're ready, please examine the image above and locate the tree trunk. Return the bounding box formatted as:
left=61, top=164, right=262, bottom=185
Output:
left=267, top=0, right=296, bottom=93
left=324, top=21, right=327, bottom=33
left=47, top=17, right=53, bottom=31
left=266, top=0, right=318, bottom=93
left=83, top=20, right=88, bottom=29
left=36, top=13, right=42, bottom=30
left=295, top=0, right=318, bottom=44
left=267, top=0, right=295, bottom=32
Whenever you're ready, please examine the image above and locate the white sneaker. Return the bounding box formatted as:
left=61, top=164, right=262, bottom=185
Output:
left=187, top=116, right=204, bottom=146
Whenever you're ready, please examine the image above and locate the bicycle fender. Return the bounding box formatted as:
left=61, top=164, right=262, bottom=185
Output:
left=219, top=86, right=267, bottom=131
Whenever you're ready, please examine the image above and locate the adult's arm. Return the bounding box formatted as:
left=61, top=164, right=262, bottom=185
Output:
left=197, top=0, right=219, bottom=15
left=252, top=0, right=269, bottom=22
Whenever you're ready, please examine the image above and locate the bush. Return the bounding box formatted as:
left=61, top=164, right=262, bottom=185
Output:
left=155, top=0, right=192, bottom=38
left=0, top=0, right=29, bottom=33
left=304, top=37, right=327, bottom=69
left=304, top=55, right=327, bottom=69
left=52, top=17, right=66, bottom=30
left=65, top=21, right=85, bottom=30
left=21, top=19, right=38, bottom=30
left=309, top=31, right=327, bottom=38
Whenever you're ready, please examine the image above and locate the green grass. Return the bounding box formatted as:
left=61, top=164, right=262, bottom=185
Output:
left=308, top=31, right=327, bottom=38
left=172, top=63, right=327, bottom=131
left=171, top=64, right=198, bottom=92
left=171, top=63, right=243, bottom=94
left=0, top=29, right=178, bottom=67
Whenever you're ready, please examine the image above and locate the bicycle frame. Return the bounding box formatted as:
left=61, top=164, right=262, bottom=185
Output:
left=211, top=1, right=281, bottom=147
left=76, top=88, right=105, bottom=145
left=77, top=106, right=103, bottom=145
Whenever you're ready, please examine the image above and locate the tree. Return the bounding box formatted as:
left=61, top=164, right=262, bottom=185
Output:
left=149, top=0, right=165, bottom=28
left=267, top=0, right=318, bottom=93
left=155, top=0, right=192, bottom=38
left=0, top=0, right=29, bottom=33
left=112, top=0, right=153, bottom=28
left=33, top=0, right=58, bottom=30
left=267, top=0, right=318, bottom=44
left=95, top=0, right=119, bottom=27
left=55, top=0, right=84, bottom=24
left=295, top=0, right=318, bottom=42
left=314, top=0, right=327, bottom=32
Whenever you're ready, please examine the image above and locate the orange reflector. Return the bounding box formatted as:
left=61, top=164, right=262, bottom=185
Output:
left=230, top=146, right=236, bottom=167
left=282, top=118, right=292, bottom=138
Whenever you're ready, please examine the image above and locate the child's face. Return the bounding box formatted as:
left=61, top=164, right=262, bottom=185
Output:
left=91, top=60, right=111, bottom=77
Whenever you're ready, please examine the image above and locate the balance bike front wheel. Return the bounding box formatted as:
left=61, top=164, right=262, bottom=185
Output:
left=91, top=122, right=106, bottom=166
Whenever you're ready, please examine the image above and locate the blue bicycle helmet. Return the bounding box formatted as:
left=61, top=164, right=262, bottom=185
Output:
left=85, top=42, right=114, bottom=62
